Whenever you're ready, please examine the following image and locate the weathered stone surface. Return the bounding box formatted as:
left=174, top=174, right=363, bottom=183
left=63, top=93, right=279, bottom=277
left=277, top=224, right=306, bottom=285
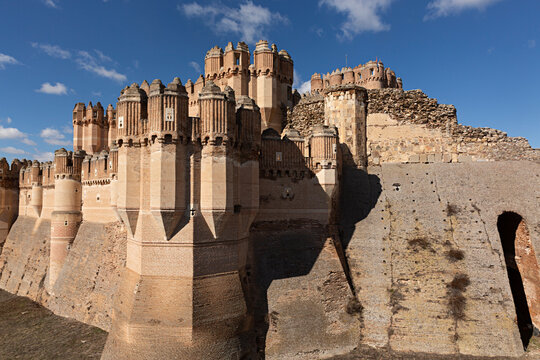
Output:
left=0, top=216, right=50, bottom=304
left=48, top=221, right=126, bottom=331
left=250, top=222, right=361, bottom=359
left=345, top=161, right=540, bottom=358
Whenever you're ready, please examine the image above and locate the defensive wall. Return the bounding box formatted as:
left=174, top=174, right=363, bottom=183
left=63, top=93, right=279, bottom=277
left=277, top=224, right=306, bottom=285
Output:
left=0, top=41, right=539, bottom=359
left=287, top=88, right=539, bottom=166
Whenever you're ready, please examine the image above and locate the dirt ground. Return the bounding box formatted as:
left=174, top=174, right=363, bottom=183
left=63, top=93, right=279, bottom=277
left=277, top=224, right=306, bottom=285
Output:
left=0, top=289, right=107, bottom=360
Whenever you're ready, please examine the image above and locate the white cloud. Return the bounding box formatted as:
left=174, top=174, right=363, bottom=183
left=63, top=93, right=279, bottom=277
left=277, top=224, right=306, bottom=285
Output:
left=76, top=51, right=127, bottom=82
left=298, top=81, right=311, bottom=94
left=40, top=127, right=72, bottom=146
left=32, top=151, right=54, bottom=162
left=6, top=117, right=12, bottom=124
left=179, top=1, right=287, bottom=44
left=0, top=146, right=27, bottom=155
left=0, top=124, right=35, bottom=145
left=293, top=70, right=311, bottom=94
left=0, top=53, right=18, bottom=70
left=43, top=0, right=58, bottom=8
left=528, top=40, right=536, bottom=49
left=0, top=125, right=26, bottom=139
left=92, top=91, right=102, bottom=97
left=62, top=126, right=73, bottom=134
left=189, top=61, right=201, bottom=73
left=21, top=138, right=37, bottom=146
left=319, top=0, right=393, bottom=39
left=31, top=43, right=71, bottom=59
left=36, top=82, right=68, bottom=95
left=425, top=0, right=502, bottom=20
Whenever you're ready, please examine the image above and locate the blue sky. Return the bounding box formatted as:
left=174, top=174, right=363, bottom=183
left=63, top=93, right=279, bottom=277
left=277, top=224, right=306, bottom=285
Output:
left=0, top=0, right=539, bottom=162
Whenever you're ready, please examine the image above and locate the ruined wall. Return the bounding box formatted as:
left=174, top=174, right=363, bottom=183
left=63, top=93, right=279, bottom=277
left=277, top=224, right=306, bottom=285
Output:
left=285, top=89, right=539, bottom=166
left=285, top=94, right=324, bottom=137
left=367, top=89, right=539, bottom=165
left=48, top=221, right=126, bottom=331
left=342, top=161, right=540, bottom=358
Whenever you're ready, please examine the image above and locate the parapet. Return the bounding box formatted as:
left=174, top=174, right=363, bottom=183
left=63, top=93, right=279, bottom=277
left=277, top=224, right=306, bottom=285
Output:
left=81, top=150, right=114, bottom=185
left=54, top=148, right=85, bottom=181
left=310, top=59, right=403, bottom=94
left=0, top=158, right=23, bottom=189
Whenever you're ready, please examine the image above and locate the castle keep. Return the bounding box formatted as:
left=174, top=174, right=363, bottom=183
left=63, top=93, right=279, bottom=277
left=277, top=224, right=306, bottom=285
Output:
left=0, top=40, right=539, bottom=359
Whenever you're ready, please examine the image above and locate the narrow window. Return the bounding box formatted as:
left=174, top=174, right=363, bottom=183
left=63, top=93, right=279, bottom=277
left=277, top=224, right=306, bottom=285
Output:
left=118, top=116, right=124, bottom=129
left=165, top=108, right=174, bottom=122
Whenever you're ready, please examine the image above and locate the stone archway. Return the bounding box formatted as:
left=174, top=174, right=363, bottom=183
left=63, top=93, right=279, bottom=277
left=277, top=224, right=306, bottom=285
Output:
left=497, top=212, right=540, bottom=349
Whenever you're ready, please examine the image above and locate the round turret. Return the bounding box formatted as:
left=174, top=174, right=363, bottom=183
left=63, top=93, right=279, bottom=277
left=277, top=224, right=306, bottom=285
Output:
left=311, top=73, right=323, bottom=94
left=329, top=69, right=343, bottom=86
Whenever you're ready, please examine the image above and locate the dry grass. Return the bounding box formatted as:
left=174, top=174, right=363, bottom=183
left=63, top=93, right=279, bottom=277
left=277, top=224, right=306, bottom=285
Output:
left=446, top=249, right=465, bottom=262
left=449, top=273, right=470, bottom=292
left=346, top=297, right=364, bottom=316
left=408, top=237, right=430, bottom=250
left=447, top=273, right=470, bottom=320
left=446, top=204, right=460, bottom=216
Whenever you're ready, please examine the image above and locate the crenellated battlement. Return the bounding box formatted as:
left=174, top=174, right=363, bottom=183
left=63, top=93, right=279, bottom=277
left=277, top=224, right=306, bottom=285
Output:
left=186, top=40, right=293, bottom=132
left=3, top=39, right=538, bottom=360
left=0, top=158, right=23, bottom=189
left=259, top=123, right=339, bottom=178
left=310, top=60, right=403, bottom=94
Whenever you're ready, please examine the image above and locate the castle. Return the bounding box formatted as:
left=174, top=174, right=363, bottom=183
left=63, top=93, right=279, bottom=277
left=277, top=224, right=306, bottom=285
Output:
left=0, top=40, right=539, bottom=359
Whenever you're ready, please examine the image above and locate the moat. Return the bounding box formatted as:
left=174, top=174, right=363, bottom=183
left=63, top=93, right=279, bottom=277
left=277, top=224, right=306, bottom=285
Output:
left=2, top=288, right=539, bottom=359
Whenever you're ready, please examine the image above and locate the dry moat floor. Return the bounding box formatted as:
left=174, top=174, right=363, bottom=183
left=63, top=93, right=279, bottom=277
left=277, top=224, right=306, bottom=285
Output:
left=1, top=289, right=539, bottom=360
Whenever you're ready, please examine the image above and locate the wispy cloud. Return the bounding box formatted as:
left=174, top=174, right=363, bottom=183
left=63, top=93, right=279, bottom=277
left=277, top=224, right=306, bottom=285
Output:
left=0, top=53, right=19, bottom=69
left=0, top=125, right=27, bottom=140
left=319, top=0, right=393, bottom=40
left=0, top=146, right=27, bottom=155
left=425, top=0, right=502, bottom=20
left=32, top=43, right=127, bottom=83
left=0, top=124, right=36, bottom=145
left=76, top=50, right=127, bottom=82
left=36, top=82, right=68, bottom=95
left=189, top=61, right=201, bottom=73
left=292, top=70, right=311, bottom=94
left=43, top=0, right=59, bottom=8
left=179, top=1, right=287, bottom=44
left=31, top=42, right=71, bottom=59
left=92, top=91, right=103, bottom=97
left=528, top=40, right=536, bottom=49
left=40, top=128, right=72, bottom=146
left=32, top=151, right=54, bottom=162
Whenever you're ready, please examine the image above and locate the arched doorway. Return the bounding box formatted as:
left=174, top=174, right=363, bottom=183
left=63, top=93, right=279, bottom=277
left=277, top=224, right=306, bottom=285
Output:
left=497, top=212, right=539, bottom=349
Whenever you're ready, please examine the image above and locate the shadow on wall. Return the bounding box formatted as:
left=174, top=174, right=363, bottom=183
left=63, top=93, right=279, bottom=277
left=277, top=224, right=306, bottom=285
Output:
left=338, top=161, right=382, bottom=251
left=497, top=212, right=537, bottom=349
left=247, top=136, right=361, bottom=358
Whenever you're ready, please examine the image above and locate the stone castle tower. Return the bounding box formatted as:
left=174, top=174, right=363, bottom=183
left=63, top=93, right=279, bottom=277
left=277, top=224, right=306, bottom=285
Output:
left=311, top=60, right=403, bottom=93
left=186, top=40, right=293, bottom=133
left=2, top=38, right=539, bottom=360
